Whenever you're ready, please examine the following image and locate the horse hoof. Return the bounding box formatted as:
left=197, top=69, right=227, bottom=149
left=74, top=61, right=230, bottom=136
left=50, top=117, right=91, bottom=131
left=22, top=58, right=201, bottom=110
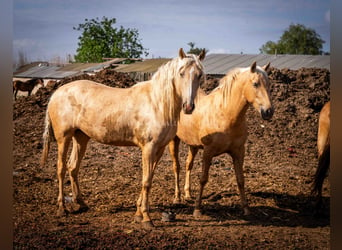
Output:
left=142, top=221, right=154, bottom=229
left=57, top=208, right=68, bottom=217
left=161, top=211, right=176, bottom=222
left=134, top=215, right=143, bottom=223
left=193, top=209, right=202, bottom=218
left=243, top=207, right=251, bottom=216
left=72, top=205, right=89, bottom=214
left=173, top=198, right=182, bottom=204
left=184, top=196, right=194, bottom=203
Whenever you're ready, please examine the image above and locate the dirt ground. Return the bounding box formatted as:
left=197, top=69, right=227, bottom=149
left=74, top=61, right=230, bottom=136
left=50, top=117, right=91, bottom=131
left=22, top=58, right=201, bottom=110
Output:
left=13, top=66, right=330, bottom=249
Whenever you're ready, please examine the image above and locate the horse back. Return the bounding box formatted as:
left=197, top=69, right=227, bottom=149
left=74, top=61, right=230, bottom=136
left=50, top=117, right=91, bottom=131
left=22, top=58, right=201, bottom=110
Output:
left=48, top=80, right=168, bottom=146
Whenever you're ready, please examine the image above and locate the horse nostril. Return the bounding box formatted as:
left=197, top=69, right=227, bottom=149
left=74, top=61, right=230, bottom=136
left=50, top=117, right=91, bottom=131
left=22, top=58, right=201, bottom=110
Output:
left=261, top=108, right=274, bottom=120
left=183, top=102, right=195, bottom=114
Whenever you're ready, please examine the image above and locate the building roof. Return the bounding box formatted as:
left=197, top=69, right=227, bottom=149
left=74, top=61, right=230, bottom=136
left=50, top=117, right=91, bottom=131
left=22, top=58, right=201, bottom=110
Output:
left=13, top=54, right=330, bottom=79
left=203, top=54, right=330, bottom=75
left=13, top=58, right=129, bottom=79
left=114, top=58, right=171, bottom=73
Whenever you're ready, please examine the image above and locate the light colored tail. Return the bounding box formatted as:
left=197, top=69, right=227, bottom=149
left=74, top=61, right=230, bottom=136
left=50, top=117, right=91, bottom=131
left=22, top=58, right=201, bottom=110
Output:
left=40, top=110, right=54, bottom=167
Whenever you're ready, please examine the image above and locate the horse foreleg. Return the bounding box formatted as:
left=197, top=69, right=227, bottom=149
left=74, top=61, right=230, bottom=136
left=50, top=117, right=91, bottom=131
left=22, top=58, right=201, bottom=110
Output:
left=184, top=146, right=199, bottom=200
left=68, top=131, right=89, bottom=213
left=231, top=147, right=250, bottom=215
left=193, top=151, right=212, bottom=218
left=169, top=137, right=182, bottom=203
left=136, top=144, right=165, bottom=229
left=56, top=137, right=71, bottom=216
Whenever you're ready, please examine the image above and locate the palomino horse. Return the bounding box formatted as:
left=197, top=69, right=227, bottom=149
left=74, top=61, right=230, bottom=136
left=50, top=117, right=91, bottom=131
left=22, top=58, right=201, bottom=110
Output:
left=40, top=48, right=205, bottom=229
left=169, top=62, right=274, bottom=217
left=13, top=78, right=44, bottom=100
left=312, top=101, right=330, bottom=207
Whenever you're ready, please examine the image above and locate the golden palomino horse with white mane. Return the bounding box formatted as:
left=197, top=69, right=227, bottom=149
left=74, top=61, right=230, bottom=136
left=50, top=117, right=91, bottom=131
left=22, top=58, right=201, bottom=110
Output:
left=40, top=48, right=205, bottom=228
left=169, top=62, right=274, bottom=217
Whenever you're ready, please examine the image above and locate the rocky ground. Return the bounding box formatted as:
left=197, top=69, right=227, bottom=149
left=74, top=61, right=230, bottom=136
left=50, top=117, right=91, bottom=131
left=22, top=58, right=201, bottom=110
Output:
left=13, top=66, right=330, bottom=249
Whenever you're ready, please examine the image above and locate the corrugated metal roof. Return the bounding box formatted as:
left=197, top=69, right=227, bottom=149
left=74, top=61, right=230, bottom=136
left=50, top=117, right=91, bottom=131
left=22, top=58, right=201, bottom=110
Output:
left=115, top=58, right=171, bottom=73
left=13, top=58, right=129, bottom=79
left=14, top=64, right=80, bottom=79
left=14, top=54, right=330, bottom=79
left=203, top=54, right=330, bottom=75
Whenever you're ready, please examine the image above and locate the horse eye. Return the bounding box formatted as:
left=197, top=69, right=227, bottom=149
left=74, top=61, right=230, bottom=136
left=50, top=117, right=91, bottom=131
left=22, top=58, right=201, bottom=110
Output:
left=180, top=72, right=185, bottom=77
left=253, top=82, right=260, bottom=88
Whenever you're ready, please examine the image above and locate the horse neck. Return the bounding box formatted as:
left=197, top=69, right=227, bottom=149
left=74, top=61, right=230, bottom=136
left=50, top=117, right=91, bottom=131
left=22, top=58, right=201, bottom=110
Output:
left=213, top=76, right=249, bottom=126
left=150, top=72, right=182, bottom=124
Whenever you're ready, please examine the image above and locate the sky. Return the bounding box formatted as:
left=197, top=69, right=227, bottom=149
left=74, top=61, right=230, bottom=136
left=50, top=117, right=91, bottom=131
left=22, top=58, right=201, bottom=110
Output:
left=13, top=0, right=330, bottom=62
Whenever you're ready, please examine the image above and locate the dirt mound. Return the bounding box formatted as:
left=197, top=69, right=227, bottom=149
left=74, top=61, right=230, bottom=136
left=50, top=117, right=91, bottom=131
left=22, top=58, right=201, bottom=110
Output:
left=13, top=67, right=330, bottom=249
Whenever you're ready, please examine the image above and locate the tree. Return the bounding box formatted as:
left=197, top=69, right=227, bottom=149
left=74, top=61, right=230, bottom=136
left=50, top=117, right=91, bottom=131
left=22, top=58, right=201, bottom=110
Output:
left=74, top=17, right=148, bottom=62
left=259, top=23, right=325, bottom=55
left=187, top=42, right=209, bottom=55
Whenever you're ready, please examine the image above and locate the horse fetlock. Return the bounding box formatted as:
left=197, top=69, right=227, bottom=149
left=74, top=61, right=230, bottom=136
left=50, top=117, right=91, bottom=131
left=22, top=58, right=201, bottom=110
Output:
left=56, top=206, right=69, bottom=217
left=184, top=189, right=192, bottom=199
left=173, top=197, right=182, bottom=204
left=134, top=215, right=143, bottom=223
left=193, top=209, right=202, bottom=218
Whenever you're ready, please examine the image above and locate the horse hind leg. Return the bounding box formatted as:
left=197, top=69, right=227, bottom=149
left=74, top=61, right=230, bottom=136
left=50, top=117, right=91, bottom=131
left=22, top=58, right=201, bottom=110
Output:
left=68, top=130, right=90, bottom=213
left=56, top=136, right=72, bottom=216
left=312, top=144, right=330, bottom=209
left=231, top=148, right=250, bottom=216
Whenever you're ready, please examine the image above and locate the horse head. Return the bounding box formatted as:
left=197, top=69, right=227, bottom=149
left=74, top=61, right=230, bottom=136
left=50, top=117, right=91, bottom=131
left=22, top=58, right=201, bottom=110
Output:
left=176, top=48, right=205, bottom=114
left=243, top=61, right=274, bottom=120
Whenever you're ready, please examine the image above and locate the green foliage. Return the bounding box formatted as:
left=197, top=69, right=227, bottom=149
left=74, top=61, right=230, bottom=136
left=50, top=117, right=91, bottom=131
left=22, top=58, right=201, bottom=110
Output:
left=187, top=42, right=209, bottom=55
left=74, top=17, right=148, bottom=62
left=259, top=23, right=325, bottom=55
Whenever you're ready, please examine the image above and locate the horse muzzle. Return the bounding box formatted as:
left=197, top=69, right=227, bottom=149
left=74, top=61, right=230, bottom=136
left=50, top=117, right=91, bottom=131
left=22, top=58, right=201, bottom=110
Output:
left=182, top=102, right=195, bottom=114
left=261, top=107, right=274, bottom=120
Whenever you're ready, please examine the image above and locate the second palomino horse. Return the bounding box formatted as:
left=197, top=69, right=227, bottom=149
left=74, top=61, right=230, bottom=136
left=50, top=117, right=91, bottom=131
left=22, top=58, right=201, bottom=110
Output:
left=169, top=62, right=274, bottom=217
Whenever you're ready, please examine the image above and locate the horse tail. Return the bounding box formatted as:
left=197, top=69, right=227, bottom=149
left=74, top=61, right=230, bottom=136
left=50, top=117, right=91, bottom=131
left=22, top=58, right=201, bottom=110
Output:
left=312, top=142, right=330, bottom=197
left=40, top=110, right=54, bottom=167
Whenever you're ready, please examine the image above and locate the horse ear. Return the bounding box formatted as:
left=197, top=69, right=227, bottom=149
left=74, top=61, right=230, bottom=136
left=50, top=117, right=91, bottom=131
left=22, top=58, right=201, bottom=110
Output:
left=250, top=61, right=257, bottom=73
left=263, top=62, right=271, bottom=72
left=198, top=49, right=206, bottom=61
left=179, top=48, right=186, bottom=59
